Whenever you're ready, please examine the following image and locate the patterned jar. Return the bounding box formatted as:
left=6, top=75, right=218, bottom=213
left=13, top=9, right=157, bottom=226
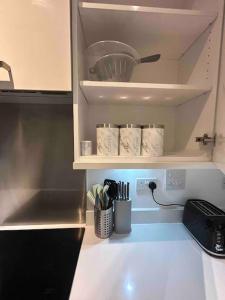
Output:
left=97, top=124, right=119, bottom=156
left=142, top=124, right=164, bottom=156
left=120, top=124, right=142, bottom=156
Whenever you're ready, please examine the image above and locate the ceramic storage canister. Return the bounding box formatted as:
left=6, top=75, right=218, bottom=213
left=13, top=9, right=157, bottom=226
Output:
left=120, top=124, right=142, bottom=156
left=96, top=124, right=119, bottom=156
left=142, top=124, right=164, bottom=156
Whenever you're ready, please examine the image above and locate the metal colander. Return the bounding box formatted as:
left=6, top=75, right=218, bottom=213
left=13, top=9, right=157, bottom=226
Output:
left=86, top=40, right=160, bottom=82
left=86, top=41, right=139, bottom=82
left=90, top=53, right=135, bottom=82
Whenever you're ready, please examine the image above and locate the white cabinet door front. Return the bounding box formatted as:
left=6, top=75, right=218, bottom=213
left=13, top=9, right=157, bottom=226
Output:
left=213, top=13, right=225, bottom=174
left=0, top=0, right=71, bottom=91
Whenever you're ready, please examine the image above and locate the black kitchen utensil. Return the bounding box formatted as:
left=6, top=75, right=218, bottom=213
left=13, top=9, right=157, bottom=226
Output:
left=104, top=179, right=118, bottom=208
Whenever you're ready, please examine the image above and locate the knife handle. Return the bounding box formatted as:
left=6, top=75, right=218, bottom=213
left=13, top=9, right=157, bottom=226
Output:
left=127, top=182, right=130, bottom=200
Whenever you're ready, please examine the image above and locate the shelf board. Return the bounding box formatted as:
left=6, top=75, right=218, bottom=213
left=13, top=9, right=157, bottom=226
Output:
left=79, top=2, right=217, bottom=59
left=80, top=81, right=210, bottom=106
left=73, top=153, right=214, bottom=169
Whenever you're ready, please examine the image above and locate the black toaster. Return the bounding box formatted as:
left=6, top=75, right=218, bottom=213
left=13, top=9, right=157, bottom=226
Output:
left=183, top=199, right=225, bottom=258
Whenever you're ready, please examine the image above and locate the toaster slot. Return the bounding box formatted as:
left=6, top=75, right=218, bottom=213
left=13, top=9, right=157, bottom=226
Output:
left=190, top=200, right=225, bottom=216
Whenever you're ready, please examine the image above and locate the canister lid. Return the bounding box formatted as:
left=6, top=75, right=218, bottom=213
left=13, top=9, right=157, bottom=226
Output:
left=96, top=123, right=119, bottom=128
left=120, top=124, right=142, bottom=128
left=142, top=124, right=164, bottom=129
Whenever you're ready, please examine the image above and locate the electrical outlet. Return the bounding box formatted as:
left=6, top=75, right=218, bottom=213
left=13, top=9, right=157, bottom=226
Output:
left=136, top=178, right=158, bottom=194
left=166, top=169, right=186, bottom=191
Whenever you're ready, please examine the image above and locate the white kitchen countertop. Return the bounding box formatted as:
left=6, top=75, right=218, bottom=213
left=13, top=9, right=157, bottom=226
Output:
left=70, top=223, right=225, bottom=300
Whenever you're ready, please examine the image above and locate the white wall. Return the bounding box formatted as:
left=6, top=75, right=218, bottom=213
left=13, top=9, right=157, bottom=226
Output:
left=87, top=169, right=225, bottom=211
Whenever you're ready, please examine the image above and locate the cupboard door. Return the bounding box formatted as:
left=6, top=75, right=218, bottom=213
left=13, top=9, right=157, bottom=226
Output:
left=213, top=12, right=225, bottom=173
left=0, top=0, right=71, bottom=91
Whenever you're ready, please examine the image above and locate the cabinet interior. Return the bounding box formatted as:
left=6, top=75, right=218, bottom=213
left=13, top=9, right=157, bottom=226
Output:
left=73, top=0, right=223, bottom=169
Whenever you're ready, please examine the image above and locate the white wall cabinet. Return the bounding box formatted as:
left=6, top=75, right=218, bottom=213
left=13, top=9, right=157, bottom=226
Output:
left=72, top=0, right=225, bottom=170
left=0, top=0, right=71, bottom=91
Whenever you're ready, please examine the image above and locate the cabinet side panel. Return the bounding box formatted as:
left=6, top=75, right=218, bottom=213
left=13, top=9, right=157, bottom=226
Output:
left=73, top=90, right=89, bottom=161
left=175, top=93, right=214, bottom=157
left=72, top=0, right=86, bottom=105
left=178, top=0, right=222, bottom=85
left=72, top=0, right=79, bottom=161
left=72, top=0, right=88, bottom=161
left=176, top=0, right=224, bottom=155
left=213, top=7, right=225, bottom=173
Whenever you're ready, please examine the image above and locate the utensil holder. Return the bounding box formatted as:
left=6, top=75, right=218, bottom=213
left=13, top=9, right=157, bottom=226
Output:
left=94, top=206, right=113, bottom=239
left=114, top=200, right=132, bottom=234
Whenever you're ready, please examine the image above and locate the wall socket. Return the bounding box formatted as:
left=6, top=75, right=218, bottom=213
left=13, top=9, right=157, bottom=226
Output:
left=166, top=169, right=186, bottom=190
left=136, top=178, right=158, bottom=194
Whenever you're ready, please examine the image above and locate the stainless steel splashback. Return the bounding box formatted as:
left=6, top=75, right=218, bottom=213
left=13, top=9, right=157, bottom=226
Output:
left=0, top=101, right=86, bottom=225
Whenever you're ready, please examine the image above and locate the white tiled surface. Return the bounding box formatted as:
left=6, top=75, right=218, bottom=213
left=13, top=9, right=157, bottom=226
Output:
left=70, top=223, right=225, bottom=300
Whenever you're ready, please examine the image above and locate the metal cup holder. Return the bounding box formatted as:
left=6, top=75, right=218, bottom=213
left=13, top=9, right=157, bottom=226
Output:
left=94, top=206, right=113, bottom=239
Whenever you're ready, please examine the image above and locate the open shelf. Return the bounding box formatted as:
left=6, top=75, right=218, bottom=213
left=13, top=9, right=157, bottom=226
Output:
left=79, top=2, right=217, bottom=59
left=73, top=152, right=215, bottom=169
left=80, top=81, right=211, bottom=106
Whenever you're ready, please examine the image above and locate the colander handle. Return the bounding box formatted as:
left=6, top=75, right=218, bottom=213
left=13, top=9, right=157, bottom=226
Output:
left=139, top=54, right=161, bottom=64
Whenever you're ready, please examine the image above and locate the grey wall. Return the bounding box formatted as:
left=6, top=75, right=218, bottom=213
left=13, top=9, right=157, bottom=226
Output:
left=0, top=102, right=86, bottom=224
